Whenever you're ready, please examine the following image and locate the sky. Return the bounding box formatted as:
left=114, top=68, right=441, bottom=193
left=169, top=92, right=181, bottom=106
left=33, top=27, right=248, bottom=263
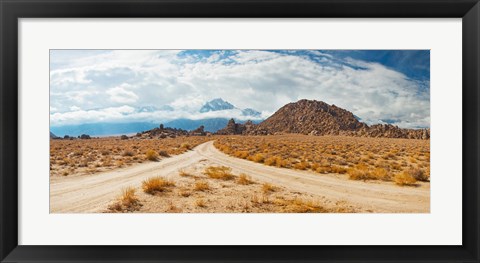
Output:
left=50, top=49, right=430, bottom=128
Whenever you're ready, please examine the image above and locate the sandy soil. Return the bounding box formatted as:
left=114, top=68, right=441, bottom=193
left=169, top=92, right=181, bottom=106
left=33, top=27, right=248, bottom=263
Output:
left=50, top=141, right=429, bottom=213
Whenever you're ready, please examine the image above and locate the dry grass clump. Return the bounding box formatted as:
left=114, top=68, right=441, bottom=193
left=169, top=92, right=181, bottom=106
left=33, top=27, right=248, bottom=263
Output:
left=262, top=183, right=276, bottom=194
left=158, top=150, right=170, bottom=157
left=195, top=198, right=206, bottom=207
left=145, top=150, right=159, bottom=161
left=264, top=156, right=288, bottom=167
left=273, top=197, right=327, bottom=213
left=180, top=143, right=192, bottom=150
left=178, top=189, right=191, bottom=197
left=371, top=167, right=391, bottom=181
left=194, top=181, right=210, bottom=191
left=108, top=187, right=141, bottom=212
left=178, top=169, right=192, bottom=177
left=237, top=173, right=253, bottom=185
left=142, top=177, right=176, bottom=194
left=250, top=194, right=271, bottom=205
left=393, top=172, right=417, bottom=186
left=204, top=166, right=233, bottom=180
left=331, top=165, right=347, bottom=174
left=122, top=150, right=134, bottom=157
left=249, top=153, right=265, bottom=163
left=347, top=164, right=374, bottom=180
left=293, top=161, right=310, bottom=170
left=234, top=151, right=250, bottom=159
left=408, top=168, right=429, bottom=182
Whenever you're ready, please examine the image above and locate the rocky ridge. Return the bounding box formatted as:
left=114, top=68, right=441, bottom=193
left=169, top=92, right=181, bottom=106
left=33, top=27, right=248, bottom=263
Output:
left=216, top=99, right=429, bottom=140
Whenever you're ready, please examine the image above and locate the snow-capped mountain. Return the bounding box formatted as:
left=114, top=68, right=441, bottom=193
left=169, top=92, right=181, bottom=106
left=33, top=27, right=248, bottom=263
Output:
left=199, top=98, right=235, bottom=113
left=199, top=98, right=261, bottom=118
left=242, top=108, right=261, bottom=117
left=137, top=105, right=173, bottom=112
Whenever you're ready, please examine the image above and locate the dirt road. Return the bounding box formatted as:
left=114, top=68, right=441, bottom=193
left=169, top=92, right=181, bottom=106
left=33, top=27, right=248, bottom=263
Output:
left=50, top=140, right=429, bottom=213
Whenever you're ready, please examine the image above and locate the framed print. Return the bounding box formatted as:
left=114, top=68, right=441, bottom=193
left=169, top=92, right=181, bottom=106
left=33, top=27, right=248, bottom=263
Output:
left=1, top=0, right=479, bottom=262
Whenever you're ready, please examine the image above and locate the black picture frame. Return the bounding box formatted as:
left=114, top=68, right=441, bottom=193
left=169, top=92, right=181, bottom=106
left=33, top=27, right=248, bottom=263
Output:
left=1, top=0, right=479, bottom=262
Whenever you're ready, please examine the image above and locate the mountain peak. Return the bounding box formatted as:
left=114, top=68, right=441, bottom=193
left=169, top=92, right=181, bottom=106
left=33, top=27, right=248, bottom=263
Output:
left=199, top=98, right=235, bottom=113
left=254, top=99, right=364, bottom=135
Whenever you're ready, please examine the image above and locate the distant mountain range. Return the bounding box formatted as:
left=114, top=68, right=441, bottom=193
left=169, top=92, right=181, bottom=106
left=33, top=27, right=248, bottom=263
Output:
left=50, top=99, right=429, bottom=140
left=199, top=98, right=261, bottom=117
left=50, top=122, right=160, bottom=137
left=50, top=98, right=262, bottom=136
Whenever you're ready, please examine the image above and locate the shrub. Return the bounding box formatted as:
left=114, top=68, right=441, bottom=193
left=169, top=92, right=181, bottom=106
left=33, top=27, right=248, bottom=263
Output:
left=158, top=150, right=170, bottom=157
left=237, top=173, right=253, bottom=185
left=262, top=183, right=276, bottom=194
left=279, top=198, right=327, bottom=213
left=408, top=168, right=429, bottom=181
left=249, top=153, right=265, bottom=163
left=234, top=151, right=250, bottom=159
left=195, top=199, right=206, bottom=207
left=108, top=187, right=141, bottom=212
left=316, top=166, right=332, bottom=174
left=122, top=150, right=134, bottom=157
left=394, top=172, right=417, bottom=186
left=178, top=189, right=191, bottom=197
left=120, top=187, right=140, bottom=208
left=372, top=167, right=390, bottom=180
left=142, top=177, right=175, bottom=194
left=178, top=169, right=192, bottom=177
left=331, top=165, right=347, bottom=174
left=347, top=164, right=374, bottom=180
left=194, top=181, right=210, bottom=191
left=180, top=143, right=192, bottom=150
left=145, top=150, right=159, bottom=161
left=293, top=161, right=310, bottom=170
left=264, top=156, right=288, bottom=167
left=204, top=166, right=233, bottom=180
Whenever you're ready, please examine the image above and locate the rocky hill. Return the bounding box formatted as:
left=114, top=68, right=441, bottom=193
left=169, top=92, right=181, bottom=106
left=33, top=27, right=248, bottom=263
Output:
left=216, top=99, right=429, bottom=140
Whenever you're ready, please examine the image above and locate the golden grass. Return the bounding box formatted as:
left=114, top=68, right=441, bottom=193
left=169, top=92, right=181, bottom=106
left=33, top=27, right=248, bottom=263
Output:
left=264, top=156, right=288, bottom=167
left=178, top=169, right=192, bottom=177
left=274, top=198, right=327, bottom=213
left=371, top=167, right=391, bottom=181
left=145, top=150, right=159, bottom=161
left=142, top=177, right=175, bottom=194
left=262, top=183, right=276, bottom=194
left=214, top=134, right=430, bottom=185
left=293, top=161, right=310, bottom=170
left=237, top=173, right=253, bottom=185
left=195, top=198, right=206, bottom=207
left=234, top=150, right=250, bottom=159
left=108, top=187, right=141, bottom=212
left=180, top=143, right=192, bottom=150
left=408, top=168, right=429, bottom=182
left=194, top=181, right=210, bottom=191
left=393, top=172, right=417, bottom=186
left=249, top=153, right=265, bottom=163
left=347, top=164, right=373, bottom=180
left=50, top=136, right=213, bottom=176
left=178, top=189, right=191, bottom=197
left=204, top=166, right=233, bottom=180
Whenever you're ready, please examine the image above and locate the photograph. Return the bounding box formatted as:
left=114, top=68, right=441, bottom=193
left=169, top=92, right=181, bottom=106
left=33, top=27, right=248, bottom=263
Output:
left=49, top=49, right=430, bottom=213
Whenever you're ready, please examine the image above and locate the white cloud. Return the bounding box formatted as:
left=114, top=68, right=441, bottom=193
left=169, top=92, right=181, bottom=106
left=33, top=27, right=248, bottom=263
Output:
left=69, top=105, right=81, bottom=111
left=50, top=50, right=429, bottom=128
left=106, top=84, right=139, bottom=104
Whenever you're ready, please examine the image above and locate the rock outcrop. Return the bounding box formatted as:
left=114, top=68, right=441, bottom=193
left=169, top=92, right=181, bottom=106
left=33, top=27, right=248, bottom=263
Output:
left=216, top=99, right=430, bottom=140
